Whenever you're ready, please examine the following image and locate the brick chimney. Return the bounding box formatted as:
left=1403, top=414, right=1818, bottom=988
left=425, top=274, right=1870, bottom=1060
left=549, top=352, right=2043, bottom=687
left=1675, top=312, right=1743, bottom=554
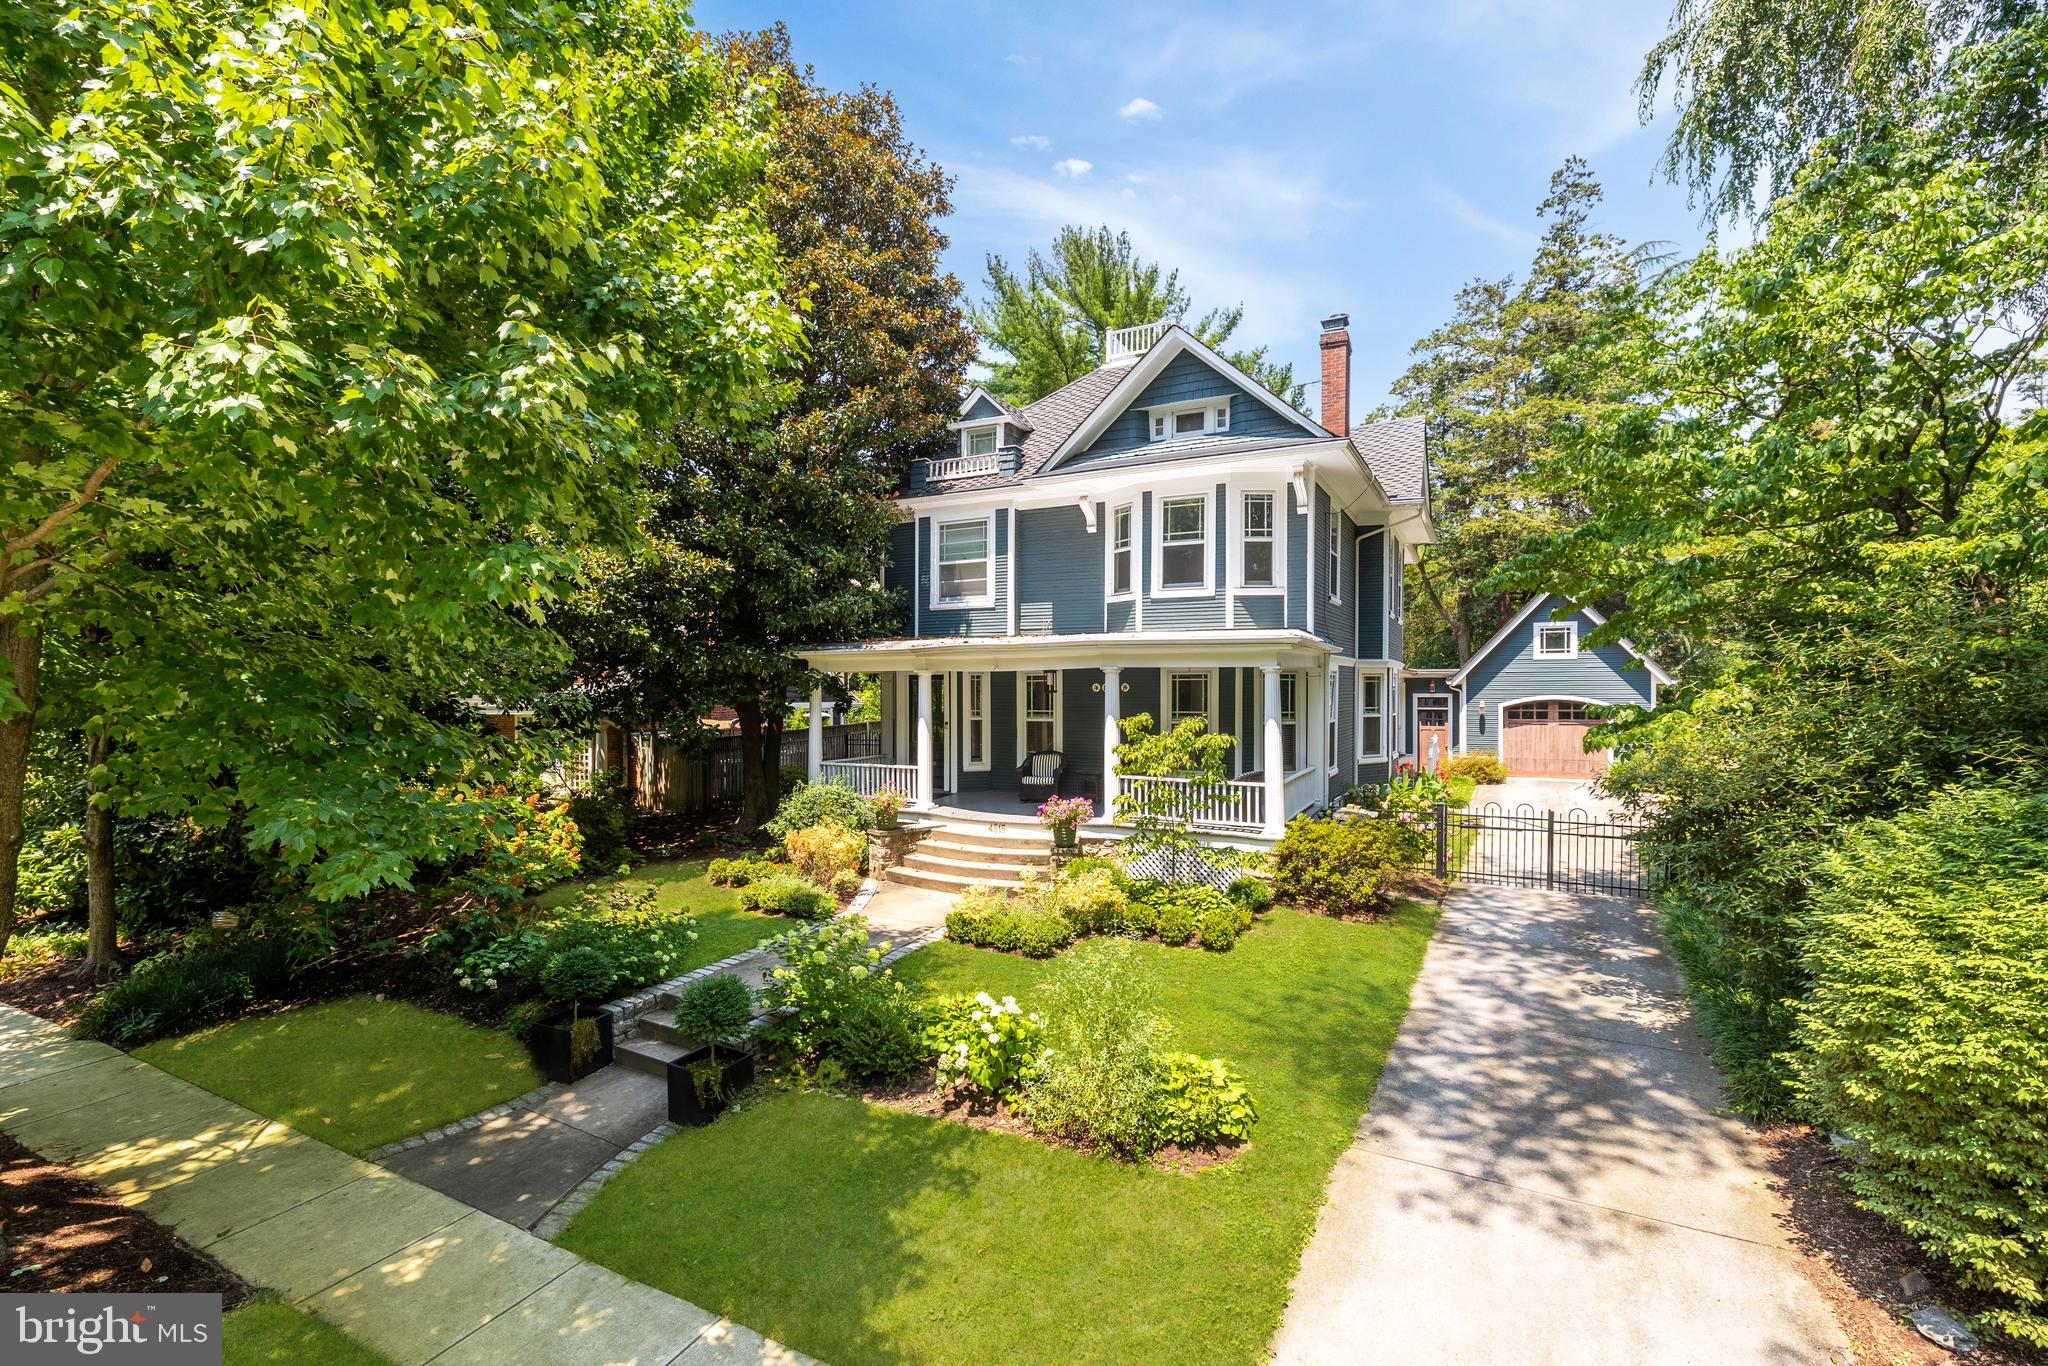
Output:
left=1319, top=313, right=1351, bottom=435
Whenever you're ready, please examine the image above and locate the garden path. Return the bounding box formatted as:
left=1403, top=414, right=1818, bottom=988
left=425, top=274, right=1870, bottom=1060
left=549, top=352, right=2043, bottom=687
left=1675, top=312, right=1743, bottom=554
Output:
left=0, top=1001, right=809, bottom=1365
left=1269, top=885, right=1848, bottom=1365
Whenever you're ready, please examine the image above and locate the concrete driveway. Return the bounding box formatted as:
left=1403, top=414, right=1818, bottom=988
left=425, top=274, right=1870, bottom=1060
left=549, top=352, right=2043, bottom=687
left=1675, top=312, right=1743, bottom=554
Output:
left=1269, top=886, right=1846, bottom=1365
left=1471, top=776, right=1626, bottom=818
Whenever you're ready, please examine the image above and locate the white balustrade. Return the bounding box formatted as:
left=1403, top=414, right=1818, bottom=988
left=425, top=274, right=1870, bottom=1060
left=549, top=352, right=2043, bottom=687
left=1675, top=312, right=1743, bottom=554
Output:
left=1105, top=321, right=1168, bottom=362
left=1118, top=775, right=1267, bottom=832
left=918, top=452, right=1002, bottom=482
left=818, top=760, right=919, bottom=799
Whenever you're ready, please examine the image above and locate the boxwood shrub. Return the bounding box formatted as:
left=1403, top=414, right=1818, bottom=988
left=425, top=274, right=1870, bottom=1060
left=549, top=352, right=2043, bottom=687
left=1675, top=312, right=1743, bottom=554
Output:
left=1272, top=815, right=1424, bottom=918
left=1790, top=784, right=2048, bottom=1345
left=737, top=873, right=834, bottom=921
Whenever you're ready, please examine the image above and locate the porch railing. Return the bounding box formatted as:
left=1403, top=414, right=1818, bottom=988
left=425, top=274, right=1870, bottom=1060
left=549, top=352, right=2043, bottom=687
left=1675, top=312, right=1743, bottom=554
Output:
left=1119, top=775, right=1266, bottom=832
left=819, top=760, right=918, bottom=799
left=917, top=452, right=1002, bottom=482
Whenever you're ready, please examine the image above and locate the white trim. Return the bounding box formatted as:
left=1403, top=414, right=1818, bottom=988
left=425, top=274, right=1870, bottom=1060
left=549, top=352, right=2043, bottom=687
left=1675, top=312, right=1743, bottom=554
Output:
left=929, top=512, right=997, bottom=611
left=1165, top=668, right=1220, bottom=734
left=1325, top=665, right=1340, bottom=776
left=953, top=386, right=1029, bottom=430
left=1411, top=689, right=1453, bottom=765
left=1151, top=486, right=1214, bottom=598
left=1231, top=485, right=1285, bottom=594
left=961, top=670, right=991, bottom=771
left=1016, top=668, right=1064, bottom=763
left=1006, top=507, right=1020, bottom=635
left=1533, top=620, right=1579, bottom=659
left=1043, top=325, right=1328, bottom=471
left=959, top=424, right=1000, bottom=458
left=1327, top=503, right=1343, bottom=607
left=1445, top=591, right=1676, bottom=689
left=1386, top=532, right=1403, bottom=625
left=1106, top=500, right=1136, bottom=602
left=1358, top=669, right=1390, bottom=763
left=1145, top=395, right=1234, bottom=442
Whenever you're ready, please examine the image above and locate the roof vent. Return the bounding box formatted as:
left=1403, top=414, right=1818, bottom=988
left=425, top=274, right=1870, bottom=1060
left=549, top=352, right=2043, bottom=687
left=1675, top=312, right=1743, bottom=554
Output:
left=1104, top=321, right=1168, bottom=364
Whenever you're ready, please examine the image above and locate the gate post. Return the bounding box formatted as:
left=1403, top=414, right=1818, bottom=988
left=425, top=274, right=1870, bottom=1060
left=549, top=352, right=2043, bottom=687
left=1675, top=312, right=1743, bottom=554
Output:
left=1434, top=801, right=1449, bottom=881
left=1546, top=810, right=1557, bottom=890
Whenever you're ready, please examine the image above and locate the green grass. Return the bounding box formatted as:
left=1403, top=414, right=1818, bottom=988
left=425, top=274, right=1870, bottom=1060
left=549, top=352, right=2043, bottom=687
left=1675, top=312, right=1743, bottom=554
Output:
left=224, top=1297, right=393, bottom=1366
left=1446, top=774, right=1478, bottom=806
left=137, top=996, right=540, bottom=1155
left=530, top=855, right=791, bottom=970
left=557, top=901, right=1439, bottom=1366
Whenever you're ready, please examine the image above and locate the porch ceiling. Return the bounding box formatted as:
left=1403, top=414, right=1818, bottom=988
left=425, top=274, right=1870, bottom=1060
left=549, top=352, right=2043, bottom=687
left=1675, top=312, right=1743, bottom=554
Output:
left=798, top=630, right=1334, bottom=674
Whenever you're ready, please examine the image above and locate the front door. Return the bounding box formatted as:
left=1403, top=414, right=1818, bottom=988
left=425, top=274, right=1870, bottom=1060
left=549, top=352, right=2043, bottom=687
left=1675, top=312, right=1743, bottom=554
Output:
left=1415, top=695, right=1452, bottom=770
left=931, top=674, right=950, bottom=798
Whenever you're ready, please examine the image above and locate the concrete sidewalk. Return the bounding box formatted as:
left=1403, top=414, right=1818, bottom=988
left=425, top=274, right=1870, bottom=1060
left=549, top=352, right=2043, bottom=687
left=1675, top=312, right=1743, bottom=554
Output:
left=0, top=1002, right=808, bottom=1366
left=1269, top=886, right=1847, bottom=1365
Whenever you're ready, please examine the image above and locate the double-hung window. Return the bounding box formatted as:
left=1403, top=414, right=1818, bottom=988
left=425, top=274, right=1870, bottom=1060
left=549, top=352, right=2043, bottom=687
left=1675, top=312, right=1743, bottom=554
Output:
left=963, top=672, right=989, bottom=770
left=1168, top=672, right=1210, bottom=732
left=935, top=518, right=990, bottom=605
left=1241, top=492, right=1275, bottom=587
left=1535, top=622, right=1578, bottom=658
left=964, top=426, right=997, bottom=457
left=1327, top=513, right=1341, bottom=603
left=1326, top=668, right=1339, bottom=772
left=1023, top=672, right=1058, bottom=754
left=1109, top=504, right=1134, bottom=597
left=1358, top=673, right=1385, bottom=760
left=1279, top=673, right=1299, bottom=773
left=1159, top=495, right=1208, bottom=592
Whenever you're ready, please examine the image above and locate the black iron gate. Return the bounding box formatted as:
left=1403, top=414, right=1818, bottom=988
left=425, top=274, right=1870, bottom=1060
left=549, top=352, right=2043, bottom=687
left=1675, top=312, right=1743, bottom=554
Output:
left=1434, top=802, right=1655, bottom=899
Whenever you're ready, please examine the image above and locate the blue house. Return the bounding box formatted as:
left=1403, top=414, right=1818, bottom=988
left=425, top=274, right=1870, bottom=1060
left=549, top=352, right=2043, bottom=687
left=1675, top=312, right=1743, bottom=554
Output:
left=798, top=315, right=1434, bottom=841
left=1402, top=592, right=1673, bottom=777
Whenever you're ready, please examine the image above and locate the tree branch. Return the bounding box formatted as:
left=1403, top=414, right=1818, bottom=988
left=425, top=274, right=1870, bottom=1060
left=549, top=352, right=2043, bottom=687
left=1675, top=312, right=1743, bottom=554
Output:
left=8, top=456, right=121, bottom=555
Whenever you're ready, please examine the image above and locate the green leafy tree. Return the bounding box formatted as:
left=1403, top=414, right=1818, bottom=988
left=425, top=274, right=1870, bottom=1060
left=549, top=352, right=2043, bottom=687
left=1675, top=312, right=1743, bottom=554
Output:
left=973, top=226, right=1306, bottom=408
left=1383, top=160, right=1641, bottom=664
left=559, top=26, right=976, bottom=832
left=0, top=0, right=795, bottom=954
left=1111, top=714, right=1245, bottom=882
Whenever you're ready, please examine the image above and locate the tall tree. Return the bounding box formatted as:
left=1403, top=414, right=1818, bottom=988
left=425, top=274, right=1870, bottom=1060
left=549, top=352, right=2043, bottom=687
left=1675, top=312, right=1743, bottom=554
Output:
left=0, top=0, right=794, bottom=954
left=1383, top=159, right=1640, bottom=664
left=560, top=25, right=976, bottom=832
left=1638, top=0, right=2034, bottom=218
left=973, top=226, right=1306, bottom=408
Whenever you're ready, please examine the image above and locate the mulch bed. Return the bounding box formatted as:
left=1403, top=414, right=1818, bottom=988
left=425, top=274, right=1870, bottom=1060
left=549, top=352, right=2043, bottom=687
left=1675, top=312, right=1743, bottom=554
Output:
left=1757, top=1122, right=2046, bottom=1364
left=0, top=1132, right=249, bottom=1302
left=860, top=1066, right=1242, bottom=1173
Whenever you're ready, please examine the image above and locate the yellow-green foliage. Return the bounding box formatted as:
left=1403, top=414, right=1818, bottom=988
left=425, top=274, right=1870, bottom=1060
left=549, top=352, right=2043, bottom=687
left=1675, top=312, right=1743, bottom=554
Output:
left=1272, top=816, right=1424, bottom=918
left=785, top=821, right=865, bottom=886
left=1042, top=866, right=1128, bottom=935
left=1791, top=785, right=2048, bottom=1345
left=1444, top=752, right=1507, bottom=784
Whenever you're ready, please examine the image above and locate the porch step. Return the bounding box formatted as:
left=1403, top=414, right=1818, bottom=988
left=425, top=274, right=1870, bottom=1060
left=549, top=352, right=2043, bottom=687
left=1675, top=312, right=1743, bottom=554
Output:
left=615, top=1035, right=689, bottom=1077
left=914, top=838, right=1050, bottom=868
left=899, top=850, right=1050, bottom=881
left=923, top=826, right=1055, bottom=853
left=883, top=865, right=1024, bottom=896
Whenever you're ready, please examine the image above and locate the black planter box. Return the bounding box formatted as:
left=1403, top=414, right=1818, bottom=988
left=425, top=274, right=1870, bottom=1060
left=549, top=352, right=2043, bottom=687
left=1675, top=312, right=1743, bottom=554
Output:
left=530, top=1007, right=615, bottom=1083
left=666, top=1044, right=756, bottom=1126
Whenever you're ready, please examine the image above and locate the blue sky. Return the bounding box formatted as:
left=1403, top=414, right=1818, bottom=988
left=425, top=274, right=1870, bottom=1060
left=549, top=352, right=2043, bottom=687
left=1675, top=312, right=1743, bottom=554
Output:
left=692, top=0, right=1707, bottom=414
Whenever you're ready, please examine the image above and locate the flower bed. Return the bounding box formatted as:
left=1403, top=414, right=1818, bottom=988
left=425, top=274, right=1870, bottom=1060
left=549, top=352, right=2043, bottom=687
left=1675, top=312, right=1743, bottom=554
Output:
left=943, top=857, right=1270, bottom=957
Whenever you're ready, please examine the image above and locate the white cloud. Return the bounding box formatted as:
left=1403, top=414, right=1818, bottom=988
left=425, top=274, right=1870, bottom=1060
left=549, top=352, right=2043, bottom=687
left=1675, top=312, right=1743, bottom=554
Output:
left=1052, top=158, right=1094, bottom=178
left=1010, top=134, right=1050, bottom=150
left=1116, top=96, right=1161, bottom=121
left=1422, top=184, right=1536, bottom=247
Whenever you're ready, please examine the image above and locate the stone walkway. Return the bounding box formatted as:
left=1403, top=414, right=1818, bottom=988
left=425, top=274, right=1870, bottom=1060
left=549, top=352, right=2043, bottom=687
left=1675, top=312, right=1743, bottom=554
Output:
left=383, top=884, right=953, bottom=1233
left=0, top=1002, right=807, bottom=1366
left=1269, top=885, right=1848, bottom=1365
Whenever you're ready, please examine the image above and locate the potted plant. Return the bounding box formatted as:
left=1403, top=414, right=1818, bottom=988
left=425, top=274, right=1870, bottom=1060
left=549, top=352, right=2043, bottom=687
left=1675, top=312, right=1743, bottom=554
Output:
left=870, top=784, right=907, bottom=830
left=530, top=945, right=619, bottom=1083
left=666, top=973, right=757, bottom=1126
left=1037, top=794, right=1094, bottom=851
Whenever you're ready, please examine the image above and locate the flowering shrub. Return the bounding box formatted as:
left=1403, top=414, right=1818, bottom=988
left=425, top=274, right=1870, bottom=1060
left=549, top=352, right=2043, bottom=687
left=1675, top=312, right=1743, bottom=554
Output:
left=766, top=780, right=871, bottom=838
left=1142, top=1053, right=1258, bottom=1149
left=869, top=786, right=908, bottom=828
left=1037, top=794, right=1094, bottom=836
left=785, top=820, right=865, bottom=885
left=1366, top=764, right=1455, bottom=820
left=456, top=930, right=545, bottom=993
left=760, top=915, right=889, bottom=1056
left=928, top=991, right=1045, bottom=1103
left=534, top=884, right=698, bottom=994
left=456, top=787, right=583, bottom=901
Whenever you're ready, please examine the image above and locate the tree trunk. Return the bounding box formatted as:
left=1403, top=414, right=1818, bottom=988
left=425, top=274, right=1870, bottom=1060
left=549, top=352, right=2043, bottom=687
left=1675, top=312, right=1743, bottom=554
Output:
left=0, top=570, right=46, bottom=960
left=81, top=726, right=118, bottom=975
left=732, top=695, right=785, bottom=833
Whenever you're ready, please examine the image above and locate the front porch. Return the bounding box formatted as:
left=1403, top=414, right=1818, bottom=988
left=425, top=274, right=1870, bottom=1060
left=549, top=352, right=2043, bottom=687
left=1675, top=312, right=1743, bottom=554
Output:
left=797, top=634, right=1349, bottom=841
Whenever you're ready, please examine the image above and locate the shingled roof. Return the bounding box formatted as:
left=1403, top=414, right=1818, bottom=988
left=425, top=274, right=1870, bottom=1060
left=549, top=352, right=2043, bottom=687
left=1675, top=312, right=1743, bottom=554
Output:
left=1349, top=416, right=1429, bottom=503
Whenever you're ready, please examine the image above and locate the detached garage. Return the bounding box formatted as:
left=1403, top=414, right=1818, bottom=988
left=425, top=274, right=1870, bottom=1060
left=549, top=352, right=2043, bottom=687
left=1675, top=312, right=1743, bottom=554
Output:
left=1430, top=593, right=1674, bottom=778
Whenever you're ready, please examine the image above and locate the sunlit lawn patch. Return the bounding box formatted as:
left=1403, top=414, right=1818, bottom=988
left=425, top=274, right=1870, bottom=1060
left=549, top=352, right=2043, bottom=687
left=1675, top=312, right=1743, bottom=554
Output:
left=530, top=856, right=790, bottom=970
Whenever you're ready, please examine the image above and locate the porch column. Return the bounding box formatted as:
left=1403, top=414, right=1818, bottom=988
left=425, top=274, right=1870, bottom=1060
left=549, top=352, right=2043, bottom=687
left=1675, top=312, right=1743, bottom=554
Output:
left=913, top=670, right=935, bottom=809
left=1262, top=666, right=1285, bottom=839
left=1101, top=666, right=1122, bottom=819
left=806, top=682, right=824, bottom=782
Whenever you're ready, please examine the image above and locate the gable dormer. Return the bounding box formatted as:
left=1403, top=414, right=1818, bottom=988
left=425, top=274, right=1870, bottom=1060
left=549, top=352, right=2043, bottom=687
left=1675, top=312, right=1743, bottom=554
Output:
left=916, top=387, right=1030, bottom=486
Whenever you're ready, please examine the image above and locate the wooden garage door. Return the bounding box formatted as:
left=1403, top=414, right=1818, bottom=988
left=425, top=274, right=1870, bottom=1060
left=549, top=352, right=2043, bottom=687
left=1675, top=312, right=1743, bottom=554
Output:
left=1501, top=701, right=1607, bottom=777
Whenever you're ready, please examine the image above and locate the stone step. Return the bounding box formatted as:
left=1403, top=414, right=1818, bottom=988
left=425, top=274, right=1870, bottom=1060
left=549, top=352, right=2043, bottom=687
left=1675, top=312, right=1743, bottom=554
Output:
left=915, top=838, right=1050, bottom=867
left=883, top=865, right=1016, bottom=896
left=636, top=1009, right=687, bottom=1047
left=899, top=850, right=1041, bottom=882
left=924, top=827, right=1056, bottom=853
left=615, top=1036, right=689, bottom=1078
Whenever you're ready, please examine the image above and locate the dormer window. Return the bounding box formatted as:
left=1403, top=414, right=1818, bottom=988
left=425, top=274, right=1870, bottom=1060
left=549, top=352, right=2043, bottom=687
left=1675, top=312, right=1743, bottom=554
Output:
left=961, top=424, right=999, bottom=457
left=1146, top=398, right=1231, bottom=442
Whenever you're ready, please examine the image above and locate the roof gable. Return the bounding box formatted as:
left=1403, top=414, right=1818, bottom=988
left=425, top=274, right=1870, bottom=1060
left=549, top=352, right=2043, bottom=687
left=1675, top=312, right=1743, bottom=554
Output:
left=1447, top=592, right=1676, bottom=689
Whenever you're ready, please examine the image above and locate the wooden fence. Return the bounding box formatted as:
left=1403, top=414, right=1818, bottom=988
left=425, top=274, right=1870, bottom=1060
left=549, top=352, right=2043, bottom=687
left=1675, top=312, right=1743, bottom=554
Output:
left=632, top=723, right=881, bottom=815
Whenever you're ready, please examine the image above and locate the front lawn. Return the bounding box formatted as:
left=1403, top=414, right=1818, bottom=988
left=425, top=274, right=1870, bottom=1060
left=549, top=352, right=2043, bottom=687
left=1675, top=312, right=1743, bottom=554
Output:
left=137, top=996, right=540, bottom=1155
left=224, top=1298, right=393, bottom=1366
left=557, top=901, right=1439, bottom=1365
left=530, top=856, right=790, bottom=970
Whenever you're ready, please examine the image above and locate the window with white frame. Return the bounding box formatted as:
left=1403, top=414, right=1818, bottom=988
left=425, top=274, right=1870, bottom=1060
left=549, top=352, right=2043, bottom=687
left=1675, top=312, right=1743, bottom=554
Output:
left=1535, top=621, right=1578, bottom=658
left=1358, top=672, right=1385, bottom=760
left=1023, top=672, right=1058, bottom=754
left=1279, top=673, right=1300, bottom=773
left=1158, top=495, right=1208, bottom=591
left=963, top=426, right=997, bottom=457
left=1386, top=535, right=1402, bottom=620
left=935, top=518, right=991, bottom=604
left=963, top=672, right=989, bottom=770
left=1326, top=668, right=1339, bottom=773
left=1109, top=504, right=1134, bottom=597
left=1168, top=672, right=1211, bottom=732
left=1241, top=492, right=1275, bottom=587
left=1148, top=400, right=1231, bottom=441
left=1327, top=511, right=1341, bottom=603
